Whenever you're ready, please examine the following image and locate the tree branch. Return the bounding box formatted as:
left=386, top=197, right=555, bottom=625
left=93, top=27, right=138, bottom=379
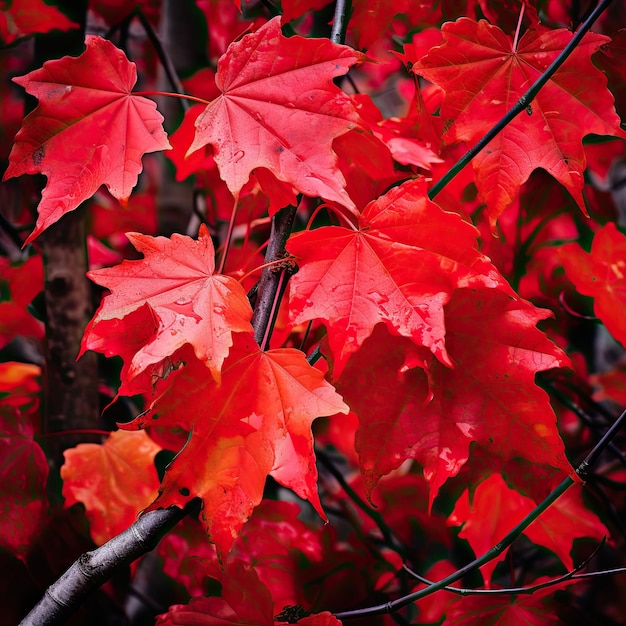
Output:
left=20, top=500, right=200, bottom=626
left=250, top=204, right=298, bottom=346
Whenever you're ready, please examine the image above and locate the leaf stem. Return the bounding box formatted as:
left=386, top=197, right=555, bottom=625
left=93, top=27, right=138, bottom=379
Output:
left=217, top=197, right=240, bottom=275
left=334, top=406, right=626, bottom=619
left=511, top=1, right=525, bottom=53
left=428, top=0, right=614, bottom=201
left=316, top=448, right=408, bottom=558
left=133, top=91, right=211, bottom=106
left=135, top=8, right=189, bottom=111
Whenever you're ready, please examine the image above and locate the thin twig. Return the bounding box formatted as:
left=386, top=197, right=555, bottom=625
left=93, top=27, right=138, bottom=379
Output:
left=334, top=407, right=626, bottom=619
left=402, top=539, right=605, bottom=596
left=136, top=8, right=189, bottom=111
left=316, top=448, right=408, bottom=559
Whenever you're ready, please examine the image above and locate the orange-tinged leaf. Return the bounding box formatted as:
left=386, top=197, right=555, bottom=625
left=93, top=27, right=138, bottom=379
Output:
left=0, top=361, right=40, bottom=418
left=559, top=222, right=626, bottom=347
left=412, top=19, right=625, bottom=226
left=0, top=0, right=78, bottom=46
left=82, top=226, right=253, bottom=384
left=3, top=35, right=171, bottom=244
left=287, top=179, right=512, bottom=377
left=125, top=337, right=349, bottom=558
left=188, top=16, right=364, bottom=211
left=61, top=429, right=162, bottom=545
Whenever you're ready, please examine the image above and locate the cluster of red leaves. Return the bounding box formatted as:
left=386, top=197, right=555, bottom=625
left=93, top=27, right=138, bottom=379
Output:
left=2, top=0, right=626, bottom=624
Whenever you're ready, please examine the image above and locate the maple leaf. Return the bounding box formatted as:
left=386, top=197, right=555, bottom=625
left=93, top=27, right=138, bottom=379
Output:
left=0, top=405, right=48, bottom=561
left=156, top=557, right=344, bottom=625
left=448, top=474, right=607, bottom=586
left=590, top=361, right=626, bottom=405
left=3, top=35, right=171, bottom=245
left=287, top=178, right=512, bottom=377
left=559, top=222, right=626, bottom=347
left=124, top=337, right=349, bottom=557
left=281, top=0, right=332, bottom=24
left=80, top=304, right=161, bottom=398
left=60, top=430, right=162, bottom=546
left=188, top=16, right=364, bottom=212
left=0, top=254, right=44, bottom=349
left=596, top=28, right=626, bottom=122
left=338, top=288, right=575, bottom=503
left=160, top=500, right=323, bottom=608
left=411, top=19, right=625, bottom=226
left=168, top=104, right=217, bottom=182
left=0, top=362, right=40, bottom=418
left=195, top=0, right=268, bottom=62
left=348, top=0, right=436, bottom=50
left=156, top=560, right=275, bottom=625
left=82, top=225, right=253, bottom=384
left=0, top=0, right=78, bottom=46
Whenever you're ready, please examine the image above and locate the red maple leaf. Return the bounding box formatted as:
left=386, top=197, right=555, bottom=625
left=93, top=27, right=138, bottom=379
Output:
left=0, top=254, right=44, bottom=349
left=156, top=559, right=342, bottom=626
left=82, top=225, right=253, bottom=384
left=337, top=288, right=575, bottom=503
left=348, top=0, right=436, bottom=50
left=188, top=16, right=365, bottom=212
left=3, top=35, right=171, bottom=244
left=61, top=430, right=162, bottom=546
left=596, top=29, right=626, bottom=124
left=0, top=404, right=48, bottom=561
left=448, top=473, right=607, bottom=586
left=287, top=178, right=513, bottom=377
left=411, top=19, right=625, bottom=226
left=125, top=337, right=348, bottom=557
left=160, top=500, right=324, bottom=608
left=559, top=222, right=626, bottom=347
left=0, top=0, right=78, bottom=46
left=156, top=560, right=275, bottom=626
left=590, top=361, right=626, bottom=406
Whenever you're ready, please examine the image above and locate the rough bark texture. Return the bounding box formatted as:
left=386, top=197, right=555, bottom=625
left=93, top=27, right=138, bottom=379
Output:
left=34, top=0, right=100, bottom=474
